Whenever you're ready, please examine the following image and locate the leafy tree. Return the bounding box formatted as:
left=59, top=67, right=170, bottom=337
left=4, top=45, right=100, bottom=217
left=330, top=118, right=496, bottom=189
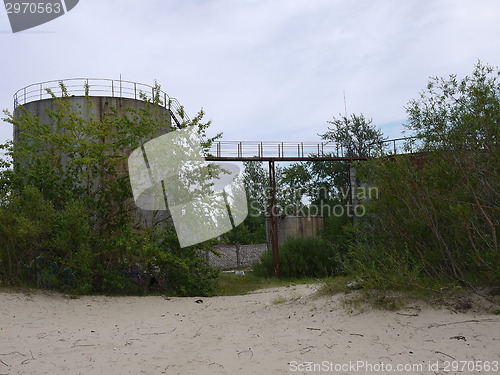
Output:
left=345, top=62, right=499, bottom=287
left=279, top=113, right=385, bottom=218
left=223, top=160, right=268, bottom=245
left=276, top=163, right=310, bottom=212
left=321, top=113, right=386, bottom=158
left=406, top=61, right=499, bottom=153
left=405, top=61, right=499, bottom=276
left=243, top=160, right=269, bottom=216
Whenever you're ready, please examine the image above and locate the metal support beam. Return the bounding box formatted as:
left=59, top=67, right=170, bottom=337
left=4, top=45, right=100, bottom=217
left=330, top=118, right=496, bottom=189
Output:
left=268, top=160, right=279, bottom=276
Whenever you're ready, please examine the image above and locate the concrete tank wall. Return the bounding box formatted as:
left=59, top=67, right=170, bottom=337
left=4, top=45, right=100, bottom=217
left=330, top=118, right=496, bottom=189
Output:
left=266, top=215, right=324, bottom=246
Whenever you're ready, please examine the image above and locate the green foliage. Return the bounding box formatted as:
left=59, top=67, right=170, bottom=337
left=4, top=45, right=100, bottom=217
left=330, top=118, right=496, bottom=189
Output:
left=243, top=160, right=269, bottom=215
left=252, top=249, right=273, bottom=277
left=279, top=160, right=348, bottom=214
left=223, top=161, right=267, bottom=245
left=321, top=113, right=387, bottom=157
left=140, top=229, right=219, bottom=296
left=0, top=83, right=220, bottom=296
left=225, top=215, right=267, bottom=245
left=0, top=186, right=93, bottom=291
left=406, top=61, right=499, bottom=153
left=342, top=62, right=499, bottom=287
left=278, top=113, right=386, bottom=218
left=277, top=163, right=311, bottom=211
left=319, top=214, right=354, bottom=263
left=253, top=237, right=339, bottom=278
left=342, top=234, right=424, bottom=290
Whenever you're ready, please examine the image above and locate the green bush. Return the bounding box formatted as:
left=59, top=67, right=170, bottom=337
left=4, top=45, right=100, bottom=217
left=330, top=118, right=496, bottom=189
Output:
left=0, top=187, right=219, bottom=295
left=345, top=149, right=499, bottom=287
left=342, top=237, right=423, bottom=290
left=319, top=214, right=355, bottom=271
left=140, top=231, right=220, bottom=296
left=253, top=237, right=339, bottom=278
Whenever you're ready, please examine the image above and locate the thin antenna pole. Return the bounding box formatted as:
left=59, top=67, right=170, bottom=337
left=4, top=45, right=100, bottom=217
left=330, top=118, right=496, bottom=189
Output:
left=343, top=91, right=348, bottom=118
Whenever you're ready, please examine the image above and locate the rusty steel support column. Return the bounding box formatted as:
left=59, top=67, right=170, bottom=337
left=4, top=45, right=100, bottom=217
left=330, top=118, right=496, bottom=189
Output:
left=268, top=160, right=279, bottom=276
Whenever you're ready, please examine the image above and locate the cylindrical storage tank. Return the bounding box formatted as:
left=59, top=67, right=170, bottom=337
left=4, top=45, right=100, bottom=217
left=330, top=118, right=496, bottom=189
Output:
left=12, top=78, right=181, bottom=228
left=266, top=215, right=324, bottom=246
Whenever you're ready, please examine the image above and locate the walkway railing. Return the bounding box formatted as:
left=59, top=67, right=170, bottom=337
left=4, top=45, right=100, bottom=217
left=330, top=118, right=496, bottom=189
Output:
left=375, top=137, right=423, bottom=155
left=208, top=137, right=421, bottom=159
left=209, top=140, right=344, bottom=158
left=13, top=78, right=189, bottom=124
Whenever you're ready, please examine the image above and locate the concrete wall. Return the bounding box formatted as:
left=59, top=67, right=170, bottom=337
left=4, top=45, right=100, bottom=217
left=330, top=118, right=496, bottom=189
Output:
left=204, top=243, right=268, bottom=270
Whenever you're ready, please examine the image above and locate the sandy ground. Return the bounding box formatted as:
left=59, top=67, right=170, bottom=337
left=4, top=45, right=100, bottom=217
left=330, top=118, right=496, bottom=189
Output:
left=0, top=285, right=499, bottom=375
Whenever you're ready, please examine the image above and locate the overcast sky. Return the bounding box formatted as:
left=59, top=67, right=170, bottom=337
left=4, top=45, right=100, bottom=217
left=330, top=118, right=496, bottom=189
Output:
left=1, top=0, right=499, bottom=147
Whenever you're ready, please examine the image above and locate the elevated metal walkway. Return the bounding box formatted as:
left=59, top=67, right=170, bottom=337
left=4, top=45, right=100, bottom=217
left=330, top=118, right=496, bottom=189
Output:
left=206, top=137, right=418, bottom=161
